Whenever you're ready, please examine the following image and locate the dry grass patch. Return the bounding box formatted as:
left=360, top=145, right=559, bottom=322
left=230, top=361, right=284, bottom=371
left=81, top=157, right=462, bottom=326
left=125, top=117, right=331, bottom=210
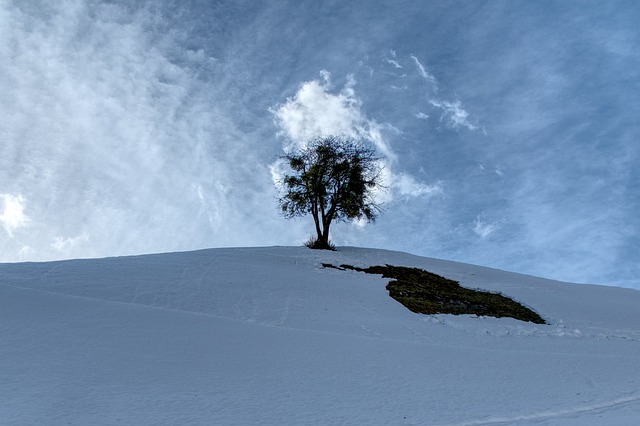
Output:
left=323, top=263, right=545, bottom=324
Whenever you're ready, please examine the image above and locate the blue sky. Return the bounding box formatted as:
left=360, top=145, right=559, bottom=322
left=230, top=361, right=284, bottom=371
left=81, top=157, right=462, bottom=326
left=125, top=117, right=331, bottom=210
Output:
left=1, top=0, right=638, bottom=287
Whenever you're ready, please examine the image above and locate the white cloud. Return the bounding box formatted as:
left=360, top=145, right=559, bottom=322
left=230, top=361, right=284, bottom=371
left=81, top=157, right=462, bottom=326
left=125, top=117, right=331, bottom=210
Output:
left=272, top=70, right=396, bottom=160
left=429, top=99, right=479, bottom=131
left=272, top=74, right=361, bottom=149
left=415, top=112, right=429, bottom=120
left=0, top=194, right=29, bottom=236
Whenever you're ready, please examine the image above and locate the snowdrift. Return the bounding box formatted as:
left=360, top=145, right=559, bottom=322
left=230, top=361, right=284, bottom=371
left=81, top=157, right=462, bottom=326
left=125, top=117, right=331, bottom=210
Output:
left=1, top=246, right=639, bottom=425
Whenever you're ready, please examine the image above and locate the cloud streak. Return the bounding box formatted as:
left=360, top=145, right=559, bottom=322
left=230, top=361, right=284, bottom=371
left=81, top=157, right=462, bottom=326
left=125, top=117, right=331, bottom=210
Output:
left=410, top=55, right=438, bottom=91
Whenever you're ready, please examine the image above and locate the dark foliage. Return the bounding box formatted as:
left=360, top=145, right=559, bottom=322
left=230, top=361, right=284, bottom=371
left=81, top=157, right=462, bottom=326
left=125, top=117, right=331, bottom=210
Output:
left=277, top=136, right=383, bottom=250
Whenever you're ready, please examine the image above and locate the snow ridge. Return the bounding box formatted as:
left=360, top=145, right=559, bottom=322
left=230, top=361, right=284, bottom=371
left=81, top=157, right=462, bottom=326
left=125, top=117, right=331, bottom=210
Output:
left=1, top=246, right=639, bottom=425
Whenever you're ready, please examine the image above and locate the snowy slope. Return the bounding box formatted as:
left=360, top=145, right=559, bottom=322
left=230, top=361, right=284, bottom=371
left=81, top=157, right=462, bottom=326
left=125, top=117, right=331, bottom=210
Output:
left=1, top=246, right=639, bottom=425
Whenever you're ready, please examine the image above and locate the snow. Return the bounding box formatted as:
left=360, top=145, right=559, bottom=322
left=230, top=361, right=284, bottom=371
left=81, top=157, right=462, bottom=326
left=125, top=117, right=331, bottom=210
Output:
left=1, top=246, right=639, bottom=425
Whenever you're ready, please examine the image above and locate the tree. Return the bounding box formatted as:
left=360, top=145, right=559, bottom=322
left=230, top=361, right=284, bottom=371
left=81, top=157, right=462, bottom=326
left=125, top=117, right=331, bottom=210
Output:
left=277, top=136, right=383, bottom=250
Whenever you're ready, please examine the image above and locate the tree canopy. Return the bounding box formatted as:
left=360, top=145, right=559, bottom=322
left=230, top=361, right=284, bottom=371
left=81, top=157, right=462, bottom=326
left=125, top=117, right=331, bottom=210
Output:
left=277, top=136, right=383, bottom=249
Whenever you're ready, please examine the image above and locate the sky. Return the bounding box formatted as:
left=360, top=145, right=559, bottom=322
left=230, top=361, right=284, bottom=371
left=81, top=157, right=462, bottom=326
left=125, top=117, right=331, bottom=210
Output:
left=0, top=0, right=638, bottom=288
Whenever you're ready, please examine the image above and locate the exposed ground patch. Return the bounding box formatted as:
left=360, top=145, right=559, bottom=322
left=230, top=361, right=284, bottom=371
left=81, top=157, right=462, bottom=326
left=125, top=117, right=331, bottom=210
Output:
left=322, top=263, right=545, bottom=324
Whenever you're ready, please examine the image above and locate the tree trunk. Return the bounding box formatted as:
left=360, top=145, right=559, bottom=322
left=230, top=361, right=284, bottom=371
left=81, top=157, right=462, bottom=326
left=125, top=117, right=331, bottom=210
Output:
left=312, top=211, right=322, bottom=243
left=319, top=215, right=331, bottom=249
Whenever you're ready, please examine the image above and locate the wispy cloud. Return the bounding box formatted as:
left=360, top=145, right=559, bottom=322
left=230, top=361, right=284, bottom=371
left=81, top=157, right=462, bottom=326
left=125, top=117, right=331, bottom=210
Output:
left=385, top=58, right=403, bottom=69
left=391, top=54, right=481, bottom=133
left=388, top=173, right=443, bottom=199
left=51, top=232, right=89, bottom=252
left=429, top=99, right=479, bottom=131
left=0, top=1, right=290, bottom=260
left=410, top=55, right=438, bottom=91
left=472, top=215, right=501, bottom=239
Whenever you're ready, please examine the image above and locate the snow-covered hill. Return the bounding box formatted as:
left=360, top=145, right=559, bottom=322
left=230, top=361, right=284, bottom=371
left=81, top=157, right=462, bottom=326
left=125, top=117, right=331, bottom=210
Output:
left=1, top=246, right=639, bottom=425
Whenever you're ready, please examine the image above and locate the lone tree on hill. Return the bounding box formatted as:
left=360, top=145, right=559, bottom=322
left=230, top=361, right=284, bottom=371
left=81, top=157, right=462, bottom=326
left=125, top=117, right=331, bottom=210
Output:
left=277, top=136, right=383, bottom=250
